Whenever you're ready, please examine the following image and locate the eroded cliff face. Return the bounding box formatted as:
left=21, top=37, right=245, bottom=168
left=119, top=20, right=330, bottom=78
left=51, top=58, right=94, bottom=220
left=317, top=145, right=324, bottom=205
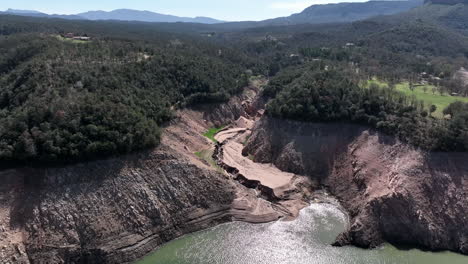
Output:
left=1, top=149, right=237, bottom=264
left=244, top=117, right=468, bottom=255
left=243, top=118, right=366, bottom=179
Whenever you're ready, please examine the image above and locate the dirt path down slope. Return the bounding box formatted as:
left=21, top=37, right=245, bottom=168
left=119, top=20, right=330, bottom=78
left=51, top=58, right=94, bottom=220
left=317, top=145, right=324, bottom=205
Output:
left=214, top=117, right=316, bottom=219
left=216, top=127, right=297, bottom=197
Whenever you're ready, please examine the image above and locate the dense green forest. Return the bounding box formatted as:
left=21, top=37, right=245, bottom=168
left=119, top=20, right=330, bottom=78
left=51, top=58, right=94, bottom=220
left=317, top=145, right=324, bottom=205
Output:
left=0, top=30, right=255, bottom=165
left=1, top=1, right=468, bottom=165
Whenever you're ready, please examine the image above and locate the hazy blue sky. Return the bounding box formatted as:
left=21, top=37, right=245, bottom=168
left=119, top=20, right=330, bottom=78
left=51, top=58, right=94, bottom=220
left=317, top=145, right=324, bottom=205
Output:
left=1, top=0, right=369, bottom=21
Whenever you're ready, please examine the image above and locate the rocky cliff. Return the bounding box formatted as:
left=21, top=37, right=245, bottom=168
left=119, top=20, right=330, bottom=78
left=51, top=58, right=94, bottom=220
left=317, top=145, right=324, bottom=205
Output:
left=244, top=117, right=468, bottom=254
left=1, top=149, right=238, bottom=264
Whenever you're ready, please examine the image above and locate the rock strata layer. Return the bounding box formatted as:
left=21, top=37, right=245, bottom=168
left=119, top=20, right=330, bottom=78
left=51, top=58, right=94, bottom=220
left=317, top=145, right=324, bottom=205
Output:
left=244, top=117, right=468, bottom=255
left=1, top=149, right=238, bottom=264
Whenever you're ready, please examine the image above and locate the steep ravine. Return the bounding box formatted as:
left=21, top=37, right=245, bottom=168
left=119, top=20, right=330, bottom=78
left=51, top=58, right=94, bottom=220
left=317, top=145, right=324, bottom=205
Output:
left=243, top=117, right=468, bottom=255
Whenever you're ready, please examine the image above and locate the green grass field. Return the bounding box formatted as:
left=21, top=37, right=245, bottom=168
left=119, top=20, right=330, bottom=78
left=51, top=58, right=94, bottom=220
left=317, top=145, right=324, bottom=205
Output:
left=194, top=149, right=223, bottom=172
left=203, top=127, right=225, bottom=143
left=366, top=79, right=468, bottom=118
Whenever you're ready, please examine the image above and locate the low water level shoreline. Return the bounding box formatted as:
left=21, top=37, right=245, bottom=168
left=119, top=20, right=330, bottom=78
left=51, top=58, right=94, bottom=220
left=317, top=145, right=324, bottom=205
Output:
left=137, top=201, right=468, bottom=264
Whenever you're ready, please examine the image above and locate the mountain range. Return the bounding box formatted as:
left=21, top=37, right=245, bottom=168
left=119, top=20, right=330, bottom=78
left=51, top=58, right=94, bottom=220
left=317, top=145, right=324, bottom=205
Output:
left=2, top=8, right=224, bottom=24
left=77, top=9, right=223, bottom=24
left=2, top=0, right=425, bottom=25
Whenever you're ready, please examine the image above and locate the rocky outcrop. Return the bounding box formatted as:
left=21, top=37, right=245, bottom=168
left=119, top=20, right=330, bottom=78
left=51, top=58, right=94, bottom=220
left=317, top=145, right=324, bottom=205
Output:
left=194, top=85, right=260, bottom=128
left=243, top=118, right=365, bottom=179
left=453, top=67, right=468, bottom=89
left=244, top=117, right=468, bottom=255
left=1, top=148, right=237, bottom=264
left=331, top=140, right=468, bottom=254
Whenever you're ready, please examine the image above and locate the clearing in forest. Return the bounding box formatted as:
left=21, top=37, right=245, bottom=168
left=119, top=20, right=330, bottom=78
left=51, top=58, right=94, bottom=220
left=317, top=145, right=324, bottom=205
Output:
left=54, top=35, right=90, bottom=44
left=366, top=79, right=468, bottom=118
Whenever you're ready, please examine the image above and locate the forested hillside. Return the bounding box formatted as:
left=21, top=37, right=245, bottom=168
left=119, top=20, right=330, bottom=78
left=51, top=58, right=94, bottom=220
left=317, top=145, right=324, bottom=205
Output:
left=1, top=0, right=468, bottom=166
left=261, top=0, right=423, bottom=26
left=0, top=19, right=260, bottom=165
left=227, top=3, right=468, bottom=92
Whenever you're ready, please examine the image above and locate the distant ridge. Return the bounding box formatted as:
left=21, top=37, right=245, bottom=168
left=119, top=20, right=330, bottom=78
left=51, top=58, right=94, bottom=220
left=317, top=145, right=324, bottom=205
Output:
left=3, top=9, right=86, bottom=20
left=2, top=8, right=224, bottom=24
left=425, top=0, right=468, bottom=4
left=77, top=9, right=224, bottom=24
left=215, top=0, right=425, bottom=29
left=262, top=0, right=425, bottom=26
left=6, top=8, right=42, bottom=14
left=2, top=0, right=425, bottom=26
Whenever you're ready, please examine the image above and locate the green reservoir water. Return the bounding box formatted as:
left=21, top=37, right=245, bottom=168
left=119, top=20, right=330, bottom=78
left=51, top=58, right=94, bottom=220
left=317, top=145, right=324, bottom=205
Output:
left=137, top=203, right=468, bottom=264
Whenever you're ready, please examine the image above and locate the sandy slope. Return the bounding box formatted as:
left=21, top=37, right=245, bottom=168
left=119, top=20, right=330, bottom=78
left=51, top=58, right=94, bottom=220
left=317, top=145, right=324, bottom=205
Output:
left=217, top=128, right=296, bottom=197
left=214, top=114, right=315, bottom=220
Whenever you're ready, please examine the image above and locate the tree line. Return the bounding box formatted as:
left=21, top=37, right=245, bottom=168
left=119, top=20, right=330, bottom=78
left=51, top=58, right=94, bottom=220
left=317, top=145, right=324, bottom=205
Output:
left=265, top=63, right=468, bottom=151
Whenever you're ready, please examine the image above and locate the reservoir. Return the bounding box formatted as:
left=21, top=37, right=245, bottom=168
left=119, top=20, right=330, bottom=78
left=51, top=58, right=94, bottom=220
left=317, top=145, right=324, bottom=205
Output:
left=137, top=203, right=468, bottom=264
